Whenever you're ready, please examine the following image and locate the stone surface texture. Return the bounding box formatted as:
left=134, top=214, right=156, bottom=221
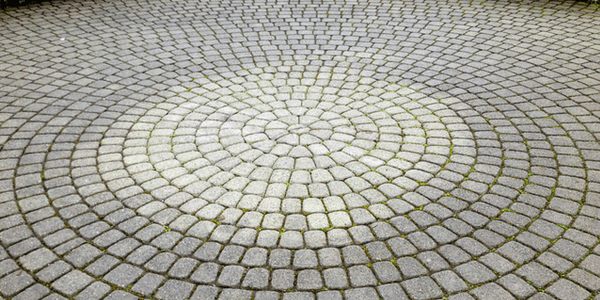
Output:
left=0, top=0, right=599, bottom=299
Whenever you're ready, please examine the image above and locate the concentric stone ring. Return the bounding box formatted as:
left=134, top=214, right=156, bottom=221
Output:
left=106, top=73, right=474, bottom=238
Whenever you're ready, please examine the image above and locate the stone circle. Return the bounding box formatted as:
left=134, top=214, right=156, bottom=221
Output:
left=0, top=0, right=599, bottom=299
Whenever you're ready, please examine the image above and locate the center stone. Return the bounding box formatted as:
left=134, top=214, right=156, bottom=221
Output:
left=287, top=124, right=310, bottom=134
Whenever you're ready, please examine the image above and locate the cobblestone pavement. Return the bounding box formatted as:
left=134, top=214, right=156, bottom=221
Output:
left=1, top=0, right=600, bottom=299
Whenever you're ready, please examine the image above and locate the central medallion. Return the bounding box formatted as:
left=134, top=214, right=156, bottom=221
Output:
left=287, top=124, right=310, bottom=134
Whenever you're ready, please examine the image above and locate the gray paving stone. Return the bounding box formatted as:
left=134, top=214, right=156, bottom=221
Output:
left=131, top=273, right=166, bottom=297
left=73, top=282, right=111, bottom=300
left=497, top=241, right=537, bottom=265
left=323, top=268, right=348, bottom=289
left=454, top=261, right=497, bottom=285
left=497, top=274, right=537, bottom=299
left=269, top=249, right=292, bottom=268
left=145, top=252, right=178, bottom=273
left=479, top=252, right=516, bottom=275
left=317, top=291, right=342, bottom=300
left=190, top=262, right=221, bottom=284
left=344, top=288, right=379, bottom=300
left=103, top=263, right=144, bottom=288
left=218, top=245, right=246, bottom=264
left=297, top=269, right=323, bottom=290
left=190, top=286, right=220, bottom=300
left=172, top=237, right=202, bottom=256
left=241, top=247, right=268, bottom=267
left=126, top=245, right=159, bottom=265
left=470, top=283, right=515, bottom=300
left=194, top=242, right=223, bottom=261
left=342, top=245, right=370, bottom=266
left=536, top=252, right=574, bottom=274
left=241, top=267, right=270, bottom=289
left=18, top=247, right=58, bottom=271
left=377, top=283, right=409, bottom=300
left=84, top=255, right=119, bottom=277
left=12, top=283, right=50, bottom=300
left=545, top=279, right=591, bottom=300
left=515, top=262, right=560, bottom=288
left=0, top=271, right=35, bottom=297
left=103, top=290, right=138, bottom=300
left=168, top=257, right=199, bottom=278
left=155, top=279, right=195, bottom=300
left=217, top=265, right=246, bottom=287
left=282, top=292, right=314, bottom=300
left=50, top=270, right=93, bottom=297
left=401, top=276, right=444, bottom=300
left=272, top=269, right=295, bottom=290
left=279, top=231, right=304, bottom=249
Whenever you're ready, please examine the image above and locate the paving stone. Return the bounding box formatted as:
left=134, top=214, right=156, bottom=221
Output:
left=323, top=267, right=348, bottom=289
left=272, top=269, right=295, bottom=290
left=432, top=270, right=469, bottom=294
left=145, top=252, right=178, bottom=273
left=545, top=279, right=591, bottom=300
left=447, top=293, right=476, bottom=300
left=126, top=245, right=159, bottom=266
left=515, top=262, right=560, bottom=288
left=549, top=239, right=589, bottom=262
left=282, top=292, right=315, bottom=300
left=297, top=269, right=323, bottom=290
left=372, top=261, right=402, bottom=283
left=12, top=283, right=50, bottom=300
left=497, top=241, right=537, bottom=265
left=131, top=273, right=166, bottom=297
left=241, top=267, right=269, bottom=289
left=401, top=276, right=444, bottom=300
left=84, top=255, right=119, bottom=277
left=317, top=290, right=342, bottom=300
left=155, top=279, right=195, bottom=300
left=194, top=242, right=223, bottom=261
left=241, top=247, right=268, bottom=267
left=0, top=271, right=35, bottom=297
left=387, top=237, right=418, bottom=257
left=219, top=289, right=253, bottom=299
left=269, top=248, right=292, bottom=268
left=580, top=254, right=600, bottom=276
left=190, top=262, right=221, bottom=284
left=218, top=245, right=246, bottom=264
left=344, top=288, right=379, bottom=300
left=217, top=265, right=246, bottom=287
left=377, top=283, right=409, bottom=300
left=103, top=290, right=138, bottom=300
left=189, top=286, right=220, bottom=300
left=536, top=252, right=574, bottom=274
left=497, top=274, right=537, bottom=299
left=172, top=237, right=202, bottom=256
left=454, top=261, right=497, bottom=285
left=470, top=283, right=515, bottom=300
left=50, top=270, right=93, bottom=297
left=342, top=245, right=370, bottom=266
left=103, top=264, right=144, bottom=288
left=73, top=282, right=111, bottom=300
left=479, top=252, right=516, bottom=275
left=18, top=247, right=59, bottom=271
left=279, top=231, right=304, bottom=249
left=438, top=244, right=471, bottom=266
left=168, top=257, right=199, bottom=278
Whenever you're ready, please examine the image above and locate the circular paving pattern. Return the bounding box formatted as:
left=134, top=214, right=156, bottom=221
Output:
left=1, top=0, right=600, bottom=299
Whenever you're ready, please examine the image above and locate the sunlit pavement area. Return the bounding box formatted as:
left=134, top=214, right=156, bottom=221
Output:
left=1, top=0, right=600, bottom=299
